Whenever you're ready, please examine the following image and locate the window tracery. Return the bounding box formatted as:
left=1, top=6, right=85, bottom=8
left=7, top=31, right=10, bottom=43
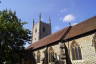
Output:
left=48, top=47, right=55, bottom=62
left=37, top=50, right=40, bottom=63
left=71, top=40, right=82, bottom=60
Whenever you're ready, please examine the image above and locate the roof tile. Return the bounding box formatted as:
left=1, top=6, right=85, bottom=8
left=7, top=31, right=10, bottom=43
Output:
left=27, top=16, right=96, bottom=50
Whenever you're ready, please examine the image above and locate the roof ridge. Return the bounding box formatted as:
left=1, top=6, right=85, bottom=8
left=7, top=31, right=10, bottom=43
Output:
left=27, top=16, right=96, bottom=50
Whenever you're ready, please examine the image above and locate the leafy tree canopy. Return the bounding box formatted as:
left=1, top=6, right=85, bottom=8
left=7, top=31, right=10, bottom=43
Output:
left=0, top=10, right=31, bottom=64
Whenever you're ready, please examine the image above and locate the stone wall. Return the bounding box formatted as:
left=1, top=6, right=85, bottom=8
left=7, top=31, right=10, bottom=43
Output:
left=33, top=33, right=96, bottom=64
left=34, top=44, right=61, bottom=64
left=32, top=22, right=40, bottom=43
left=65, top=33, right=96, bottom=64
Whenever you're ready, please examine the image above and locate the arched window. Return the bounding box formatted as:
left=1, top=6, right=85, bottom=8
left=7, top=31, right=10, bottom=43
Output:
left=43, top=27, right=46, bottom=32
left=37, top=50, right=40, bottom=63
left=48, top=47, right=55, bottom=62
left=71, top=40, right=82, bottom=60
left=92, top=33, right=96, bottom=52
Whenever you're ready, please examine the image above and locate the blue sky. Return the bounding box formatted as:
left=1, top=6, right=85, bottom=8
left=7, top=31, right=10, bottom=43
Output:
left=0, top=0, right=96, bottom=33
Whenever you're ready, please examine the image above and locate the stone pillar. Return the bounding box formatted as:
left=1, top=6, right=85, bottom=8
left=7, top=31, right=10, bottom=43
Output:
left=59, top=42, right=72, bottom=64
left=59, top=42, right=66, bottom=64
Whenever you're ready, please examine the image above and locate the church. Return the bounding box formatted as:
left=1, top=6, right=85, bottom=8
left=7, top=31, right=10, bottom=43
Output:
left=26, top=16, right=96, bottom=64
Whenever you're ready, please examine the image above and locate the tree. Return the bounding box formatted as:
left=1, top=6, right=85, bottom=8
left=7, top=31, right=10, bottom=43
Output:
left=0, top=10, right=31, bottom=64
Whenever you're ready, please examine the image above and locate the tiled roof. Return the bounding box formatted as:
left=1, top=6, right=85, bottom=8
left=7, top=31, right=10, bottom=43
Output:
left=64, top=16, right=96, bottom=40
left=28, top=16, right=96, bottom=50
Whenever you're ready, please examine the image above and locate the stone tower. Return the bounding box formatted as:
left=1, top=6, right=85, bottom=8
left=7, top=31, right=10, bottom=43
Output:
left=32, top=15, right=51, bottom=43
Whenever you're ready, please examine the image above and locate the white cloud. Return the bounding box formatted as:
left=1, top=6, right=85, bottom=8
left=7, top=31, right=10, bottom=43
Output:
left=57, top=8, right=67, bottom=16
left=60, top=8, right=67, bottom=13
left=63, top=14, right=75, bottom=22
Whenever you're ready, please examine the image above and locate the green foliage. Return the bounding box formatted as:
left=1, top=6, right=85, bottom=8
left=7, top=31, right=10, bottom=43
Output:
left=0, top=10, right=31, bottom=64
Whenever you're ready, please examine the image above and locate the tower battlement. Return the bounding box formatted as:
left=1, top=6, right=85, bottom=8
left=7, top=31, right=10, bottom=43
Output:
left=32, top=16, right=51, bottom=43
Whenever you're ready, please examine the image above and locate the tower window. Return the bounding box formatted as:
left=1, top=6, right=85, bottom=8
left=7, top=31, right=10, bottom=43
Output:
left=35, top=29, right=37, bottom=33
left=35, top=38, right=36, bottom=40
left=43, top=27, right=45, bottom=32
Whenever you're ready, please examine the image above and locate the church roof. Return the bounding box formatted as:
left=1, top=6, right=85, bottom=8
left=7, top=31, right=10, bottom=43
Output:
left=28, top=16, right=96, bottom=50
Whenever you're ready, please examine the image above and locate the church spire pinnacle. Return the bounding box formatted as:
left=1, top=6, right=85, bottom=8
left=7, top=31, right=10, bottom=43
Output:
left=48, top=16, right=51, bottom=24
left=32, top=18, right=35, bottom=28
left=39, top=13, right=42, bottom=21
left=48, top=16, right=51, bottom=33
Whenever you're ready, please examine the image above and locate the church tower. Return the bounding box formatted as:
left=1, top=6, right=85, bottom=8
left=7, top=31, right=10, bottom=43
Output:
left=32, top=15, right=51, bottom=43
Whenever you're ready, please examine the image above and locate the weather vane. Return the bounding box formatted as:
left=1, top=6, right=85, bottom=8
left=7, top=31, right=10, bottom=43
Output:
left=68, top=22, right=71, bottom=26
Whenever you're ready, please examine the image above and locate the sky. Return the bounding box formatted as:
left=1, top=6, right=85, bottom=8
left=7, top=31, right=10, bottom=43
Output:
left=0, top=0, right=96, bottom=33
